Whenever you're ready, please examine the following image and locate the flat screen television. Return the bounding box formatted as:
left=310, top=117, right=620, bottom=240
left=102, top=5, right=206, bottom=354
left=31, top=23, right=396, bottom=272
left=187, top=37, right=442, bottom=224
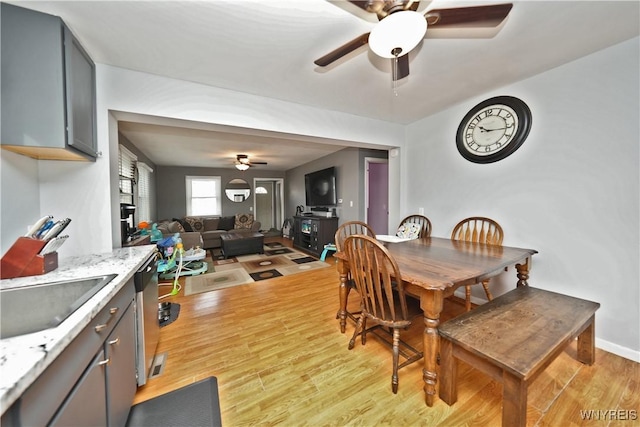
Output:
left=305, top=167, right=337, bottom=207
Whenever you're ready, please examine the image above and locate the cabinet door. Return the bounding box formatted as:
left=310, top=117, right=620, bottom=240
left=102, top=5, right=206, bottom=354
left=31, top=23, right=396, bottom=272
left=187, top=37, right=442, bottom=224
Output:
left=64, top=25, right=97, bottom=158
left=293, top=217, right=302, bottom=248
left=49, top=350, right=107, bottom=427
left=0, top=3, right=96, bottom=160
left=1, top=3, right=66, bottom=149
left=106, top=301, right=137, bottom=427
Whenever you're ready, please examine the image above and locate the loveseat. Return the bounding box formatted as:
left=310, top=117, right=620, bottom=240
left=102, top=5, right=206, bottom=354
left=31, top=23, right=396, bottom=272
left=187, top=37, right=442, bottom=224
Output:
left=157, top=214, right=261, bottom=250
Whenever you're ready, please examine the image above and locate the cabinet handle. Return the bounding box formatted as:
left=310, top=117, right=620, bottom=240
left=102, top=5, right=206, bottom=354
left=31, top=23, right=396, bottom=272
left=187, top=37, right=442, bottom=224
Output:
left=98, top=358, right=111, bottom=366
left=108, top=337, right=120, bottom=346
left=94, top=307, right=119, bottom=332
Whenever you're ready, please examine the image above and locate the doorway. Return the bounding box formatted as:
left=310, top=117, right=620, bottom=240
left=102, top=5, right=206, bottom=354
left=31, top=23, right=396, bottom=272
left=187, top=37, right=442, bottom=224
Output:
left=253, top=178, right=284, bottom=231
left=365, top=158, right=389, bottom=235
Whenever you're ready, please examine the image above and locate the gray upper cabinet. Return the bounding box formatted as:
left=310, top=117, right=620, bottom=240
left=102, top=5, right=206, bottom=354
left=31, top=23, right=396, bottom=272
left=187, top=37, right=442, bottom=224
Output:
left=1, top=3, right=97, bottom=161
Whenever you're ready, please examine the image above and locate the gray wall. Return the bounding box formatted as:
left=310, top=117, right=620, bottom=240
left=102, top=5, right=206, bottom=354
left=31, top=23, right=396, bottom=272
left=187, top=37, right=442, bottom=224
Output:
left=285, top=147, right=388, bottom=224
left=156, top=166, right=285, bottom=221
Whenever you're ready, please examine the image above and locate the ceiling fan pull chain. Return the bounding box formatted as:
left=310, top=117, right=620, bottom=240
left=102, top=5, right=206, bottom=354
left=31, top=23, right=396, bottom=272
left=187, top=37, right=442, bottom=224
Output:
left=392, top=48, right=401, bottom=96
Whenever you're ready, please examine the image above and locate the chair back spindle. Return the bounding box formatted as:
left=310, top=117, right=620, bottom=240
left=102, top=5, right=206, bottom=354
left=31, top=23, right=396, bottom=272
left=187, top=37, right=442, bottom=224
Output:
left=451, top=217, right=503, bottom=246
left=451, top=217, right=504, bottom=311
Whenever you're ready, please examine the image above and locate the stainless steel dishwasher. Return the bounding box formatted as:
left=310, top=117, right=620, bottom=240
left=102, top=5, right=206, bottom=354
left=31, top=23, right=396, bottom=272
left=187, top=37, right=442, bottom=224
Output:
left=134, top=252, right=159, bottom=386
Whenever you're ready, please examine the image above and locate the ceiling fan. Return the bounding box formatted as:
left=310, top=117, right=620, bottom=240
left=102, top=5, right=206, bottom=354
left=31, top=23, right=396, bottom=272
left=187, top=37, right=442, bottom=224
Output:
left=235, top=154, right=267, bottom=170
left=314, top=1, right=513, bottom=81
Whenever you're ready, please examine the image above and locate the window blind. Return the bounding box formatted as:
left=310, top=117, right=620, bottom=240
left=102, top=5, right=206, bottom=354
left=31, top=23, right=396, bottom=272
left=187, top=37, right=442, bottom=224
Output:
left=137, top=162, right=153, bottom=222
left=119, top=145, right=137, bottom=205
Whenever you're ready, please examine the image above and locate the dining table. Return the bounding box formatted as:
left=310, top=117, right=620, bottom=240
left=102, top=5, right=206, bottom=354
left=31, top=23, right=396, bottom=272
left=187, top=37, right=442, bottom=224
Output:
left=334, top=236, right=538, bottom=407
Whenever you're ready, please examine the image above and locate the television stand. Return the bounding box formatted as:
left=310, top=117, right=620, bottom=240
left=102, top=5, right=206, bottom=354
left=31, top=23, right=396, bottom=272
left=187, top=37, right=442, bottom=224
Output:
left=293, top=215, right=338, bottom=258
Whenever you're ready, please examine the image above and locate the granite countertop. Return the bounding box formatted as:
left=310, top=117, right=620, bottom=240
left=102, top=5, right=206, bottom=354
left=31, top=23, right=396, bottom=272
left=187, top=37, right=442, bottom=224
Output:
left=0, top=245, right=157, bottom=415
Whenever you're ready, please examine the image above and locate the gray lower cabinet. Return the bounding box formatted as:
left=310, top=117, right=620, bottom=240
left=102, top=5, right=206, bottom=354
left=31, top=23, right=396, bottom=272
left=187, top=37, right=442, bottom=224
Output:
left=2, top=282, right=136, bottom=427
left=50, top=350, right=108, bottom=426
left=51, top=301, right=136, bottom=427
left=106, top=300, right=138, bottom=427
left=1, top=3, right=97, bottom=161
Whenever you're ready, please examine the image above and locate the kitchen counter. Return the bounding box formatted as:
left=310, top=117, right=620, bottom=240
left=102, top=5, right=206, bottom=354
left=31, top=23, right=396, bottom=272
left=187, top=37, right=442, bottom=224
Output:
left=0, top=245, right=157, bottom=415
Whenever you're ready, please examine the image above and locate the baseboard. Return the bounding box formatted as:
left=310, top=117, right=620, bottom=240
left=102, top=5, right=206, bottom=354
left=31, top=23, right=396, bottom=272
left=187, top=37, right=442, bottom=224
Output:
left=595, top=338, right=640, bottom=363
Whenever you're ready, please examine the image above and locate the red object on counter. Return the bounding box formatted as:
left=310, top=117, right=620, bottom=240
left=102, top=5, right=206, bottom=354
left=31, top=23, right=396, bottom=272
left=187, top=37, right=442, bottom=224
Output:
left=0, top=237, right=58, bottom=279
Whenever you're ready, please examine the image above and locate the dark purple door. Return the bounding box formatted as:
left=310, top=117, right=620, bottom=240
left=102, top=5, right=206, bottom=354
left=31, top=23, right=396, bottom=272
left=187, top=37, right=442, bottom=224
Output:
left=367, top=161, right=388, bottom=235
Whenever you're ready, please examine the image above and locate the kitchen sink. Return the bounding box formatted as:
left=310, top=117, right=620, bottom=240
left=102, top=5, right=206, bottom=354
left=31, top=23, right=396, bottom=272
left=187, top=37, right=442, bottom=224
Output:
left=0, top=274, right=117, bottom=339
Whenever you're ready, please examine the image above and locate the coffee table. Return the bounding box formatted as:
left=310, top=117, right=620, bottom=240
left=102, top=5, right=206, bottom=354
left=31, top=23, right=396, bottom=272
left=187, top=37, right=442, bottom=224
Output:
left=220, top=232, right=264, bottom=258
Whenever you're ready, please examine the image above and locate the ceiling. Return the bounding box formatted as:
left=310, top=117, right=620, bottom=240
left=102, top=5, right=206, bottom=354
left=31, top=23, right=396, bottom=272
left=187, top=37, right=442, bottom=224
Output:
left=12, top=1, right=639, bottom=170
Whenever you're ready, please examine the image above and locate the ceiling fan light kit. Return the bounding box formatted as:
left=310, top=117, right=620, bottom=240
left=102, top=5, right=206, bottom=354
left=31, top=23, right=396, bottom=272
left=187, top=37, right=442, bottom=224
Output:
left=368, top=10, right=427, bottom=58
left=234, top=154, right=267, bottom=170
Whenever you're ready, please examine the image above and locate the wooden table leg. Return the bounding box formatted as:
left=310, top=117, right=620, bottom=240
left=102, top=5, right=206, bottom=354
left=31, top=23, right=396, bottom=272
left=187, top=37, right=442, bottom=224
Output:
left=336, top=258, right=349, bottom=333
left=577, top=315, right=596, bottom=365
left=502, top=371, right=527, bottom=427
left=515, top=256, right=531, bottom=287
left=438, top=338, right=457, bottom=405
left=421, top=289, right=444, bottom=407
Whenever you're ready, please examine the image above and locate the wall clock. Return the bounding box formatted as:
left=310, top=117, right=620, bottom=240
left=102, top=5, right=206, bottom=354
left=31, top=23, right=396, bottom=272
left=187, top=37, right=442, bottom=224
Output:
left=456, top=96, right=532, bottom=164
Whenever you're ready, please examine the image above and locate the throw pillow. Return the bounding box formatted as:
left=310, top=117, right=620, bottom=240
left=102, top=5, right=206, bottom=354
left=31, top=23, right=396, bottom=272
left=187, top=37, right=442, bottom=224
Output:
left=217, top=216, right=235, bottom=231
left=396, top=222, right=421, bottom=239
left=203, top=217, right=220, bottom=231
left=235, top=213, right=254, bottom=229
left=184, top=216, right=204, bottom=232
left=158, top=221, right=185, bottom=234
left=173, top=218, right=193, bottom=232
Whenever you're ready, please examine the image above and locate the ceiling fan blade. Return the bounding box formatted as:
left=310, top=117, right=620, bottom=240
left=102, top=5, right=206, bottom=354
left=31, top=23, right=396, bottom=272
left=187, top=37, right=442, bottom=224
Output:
left=348, top=1, right=373, bottom=13
left=250, top=161, right=267, bottom=165
left=314, top=33, right=370, bottom=67
left=425, top=3, right=513, bottom=28
left=391, top=54, right=410, bottom=81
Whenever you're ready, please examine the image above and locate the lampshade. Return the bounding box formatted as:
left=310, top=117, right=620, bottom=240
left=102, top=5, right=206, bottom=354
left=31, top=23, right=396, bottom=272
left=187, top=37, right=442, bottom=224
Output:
left=368, top=11, right=427, bottom=58
left=235, top=163, right=250, bottom=171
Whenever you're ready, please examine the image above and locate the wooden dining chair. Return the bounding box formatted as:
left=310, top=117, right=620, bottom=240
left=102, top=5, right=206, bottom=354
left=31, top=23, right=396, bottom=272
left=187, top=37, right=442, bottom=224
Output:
left=451, top=217, right=504, bottom=311
left=334, top=221, right=376, bottom=323
left=343, top=234, right=423, bottom=394
left=398, top=214, right=432, bottom=238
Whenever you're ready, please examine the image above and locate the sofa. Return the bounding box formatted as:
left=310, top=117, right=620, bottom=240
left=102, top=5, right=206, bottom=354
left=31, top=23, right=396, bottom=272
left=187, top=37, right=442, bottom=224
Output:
left=157, top=214, right=261, bottom=250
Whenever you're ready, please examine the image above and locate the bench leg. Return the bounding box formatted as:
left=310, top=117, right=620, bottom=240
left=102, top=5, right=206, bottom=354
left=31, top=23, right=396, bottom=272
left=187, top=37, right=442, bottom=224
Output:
left=438, top=338, right=458, bottom=405
left=577, top=315, right=596, bottom=365
left=502, top=372, right=527, bottom=427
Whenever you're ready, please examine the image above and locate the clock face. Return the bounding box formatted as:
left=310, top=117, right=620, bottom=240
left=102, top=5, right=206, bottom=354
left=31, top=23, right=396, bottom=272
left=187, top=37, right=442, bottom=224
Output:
left=456, top=96, right=532, bottom=163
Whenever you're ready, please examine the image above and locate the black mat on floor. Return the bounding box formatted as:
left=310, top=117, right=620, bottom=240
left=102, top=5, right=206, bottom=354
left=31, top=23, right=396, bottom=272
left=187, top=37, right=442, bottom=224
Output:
left=126, top=377, right=222, bottom=427
left=159, top=303, right=180, bottom=327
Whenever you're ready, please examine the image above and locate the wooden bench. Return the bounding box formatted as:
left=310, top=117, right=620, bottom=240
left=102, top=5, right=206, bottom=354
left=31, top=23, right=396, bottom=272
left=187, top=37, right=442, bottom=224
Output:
left=438, top=286, right=600, bottom=427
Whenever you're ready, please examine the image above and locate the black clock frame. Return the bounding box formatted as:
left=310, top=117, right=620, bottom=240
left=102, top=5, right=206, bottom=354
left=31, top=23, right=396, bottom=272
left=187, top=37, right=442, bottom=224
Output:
left=456, top=95, right=532, bottom=164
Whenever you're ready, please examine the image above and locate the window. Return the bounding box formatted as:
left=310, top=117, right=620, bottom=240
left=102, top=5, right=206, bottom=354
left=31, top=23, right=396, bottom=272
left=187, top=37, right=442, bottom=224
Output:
left=186, top=176, right=221, bottom=216
left=119, top=145, right=136, bottom=205
left=137, top=162, right=153, bottom=222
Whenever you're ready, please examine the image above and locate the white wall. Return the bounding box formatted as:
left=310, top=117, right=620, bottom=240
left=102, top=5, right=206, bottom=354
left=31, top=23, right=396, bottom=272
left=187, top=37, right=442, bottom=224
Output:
left=0, top=150, right=40, bottom=240
left=405, top=37, right=640, bottom=361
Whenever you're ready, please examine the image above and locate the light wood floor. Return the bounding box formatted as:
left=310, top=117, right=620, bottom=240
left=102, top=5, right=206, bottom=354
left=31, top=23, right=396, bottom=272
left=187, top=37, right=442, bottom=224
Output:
left=135, top=245, right=639, bottom=426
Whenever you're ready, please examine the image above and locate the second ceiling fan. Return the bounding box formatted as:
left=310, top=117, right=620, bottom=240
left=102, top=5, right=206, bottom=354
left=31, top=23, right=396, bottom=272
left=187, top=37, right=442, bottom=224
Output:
left=314, top=1, right=513, bottom=81
left=235, top=154, right=267, bottom=170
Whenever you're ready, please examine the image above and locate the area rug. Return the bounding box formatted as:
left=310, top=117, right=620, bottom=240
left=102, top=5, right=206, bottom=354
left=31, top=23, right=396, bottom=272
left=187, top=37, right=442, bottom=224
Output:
left=184, top=244, right=331, bottom=296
